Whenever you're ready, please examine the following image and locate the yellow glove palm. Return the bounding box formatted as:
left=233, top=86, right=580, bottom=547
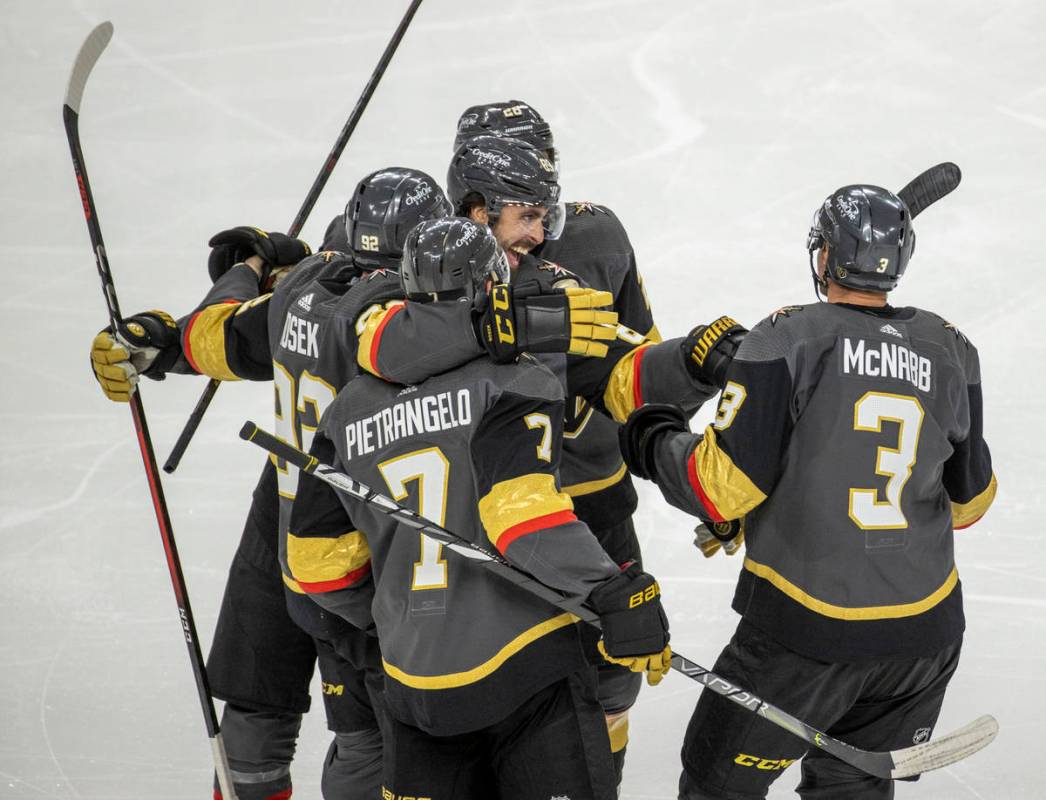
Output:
left=597, top=640, right=673, bottom=686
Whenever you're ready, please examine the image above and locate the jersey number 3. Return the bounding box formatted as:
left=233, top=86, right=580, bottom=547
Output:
left=848, top=392, right=924, bottom=530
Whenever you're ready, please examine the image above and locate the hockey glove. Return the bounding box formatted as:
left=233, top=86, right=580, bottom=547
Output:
left=90, top=310, right=182, bottom=402
left=588, top=563, right=672, bottom=686
left=681, top=315, right=747, bottom=389
left=476, top=280, right=618, bottom=363
left=207, top=226, right=312, bottom=286
left=618, top=403, right=688, bottom=482
left=694, top=521, right=744, bottom=558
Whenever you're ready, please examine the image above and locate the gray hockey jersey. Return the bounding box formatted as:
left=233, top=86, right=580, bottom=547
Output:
left=648, top=301, right=996, bottom=661
left=289, top=353, right=620, bottom=735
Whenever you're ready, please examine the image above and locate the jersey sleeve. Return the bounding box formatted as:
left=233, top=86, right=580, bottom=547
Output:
left=286, top=431, right=375, bottom=629
left=942, top=340, right=997, bottom=528
left=569, top=326, right=717, bottom=424
left=357, top=299, right=483, bottom=385
left=471, top=383, right=619, bottom=598
left=174, top=263, right=274, bottom=381
left=613, top=249, right=659, bottom=342
left=647, top=319, right=795, bottom=523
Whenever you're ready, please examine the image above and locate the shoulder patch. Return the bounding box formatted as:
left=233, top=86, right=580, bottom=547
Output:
left=769, top=305, right=803, bottom=326
left=320, top=250, right=340, bottom=262
left=942, top=320, right=969, bottom=345
left=571, top=201, right=606, bottom=216
left=538, top=260, right=577, bottom=280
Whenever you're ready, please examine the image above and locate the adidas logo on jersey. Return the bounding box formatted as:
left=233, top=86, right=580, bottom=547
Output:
left=879, top=323, right=903, bottom=339
left=297, top=293, right=314, bottom=312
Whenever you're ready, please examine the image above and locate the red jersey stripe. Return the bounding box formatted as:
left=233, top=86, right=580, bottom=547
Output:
left=495, top=509, right=578, bottom=554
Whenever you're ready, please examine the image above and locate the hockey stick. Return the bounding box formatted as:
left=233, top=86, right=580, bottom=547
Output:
left=239, top=421, right=999, bottom=780
left=163, top=0, right=426, bottom=474
left=899, top=162, right=961, bottom=219
left=64, top=22, right=239, bottom=800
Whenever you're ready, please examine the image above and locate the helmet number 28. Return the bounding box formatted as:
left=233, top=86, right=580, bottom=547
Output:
left=848, top=392, right=924, bottom=529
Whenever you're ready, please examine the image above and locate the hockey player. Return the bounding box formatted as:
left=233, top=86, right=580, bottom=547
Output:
left=352, top=133, right=720, bottom=784
left=619, top=184, right=997, bottom=799
left=89, top=167, right=617, bottom=799
left=288, top=216, right=673, bottom=799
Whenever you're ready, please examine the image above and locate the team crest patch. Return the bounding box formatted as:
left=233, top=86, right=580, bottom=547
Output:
left=538, top=260, right=574, bottom=279
left=943, top=321, right=969, bottom=344
left=770, top=305, right=803, bottom=325
left=572, top=201, right=604, bottom=216
left=320, top=250, right=339, bottom=262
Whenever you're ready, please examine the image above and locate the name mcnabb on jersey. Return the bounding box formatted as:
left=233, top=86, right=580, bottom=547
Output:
left=343, top=388, right=473, bottom=460
left=841, top=336, right=932, bottom=393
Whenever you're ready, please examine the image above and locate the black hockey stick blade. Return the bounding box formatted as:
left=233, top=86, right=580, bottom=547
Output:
left=240, top=421, right=1000, bottom=780
left=898, top=162, right=961, bottom=219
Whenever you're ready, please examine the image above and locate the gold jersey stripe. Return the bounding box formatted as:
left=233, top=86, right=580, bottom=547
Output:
left=690, top=427, right=767, bottom=520
left=184, top=302, right=241, bottom=381
left=563, top=463, right=628, bottom=497
left=743, top=557, right=959, bottom=620
left=286, top=530, right=370, bottom=585
left=382, top=612, right=580, bottom=689
left=606, top=712, right=629, bottom=753
left=357, top=301, right=404, bottom=377
left=281, top=572, right=306, bottom=594
left=645, top=323, right=662, bottom=343
left=478, top=473, right=575, bottom=547
left=603, top=343, right=653, bottom=423
left=952, top=473, right=997, bottom=529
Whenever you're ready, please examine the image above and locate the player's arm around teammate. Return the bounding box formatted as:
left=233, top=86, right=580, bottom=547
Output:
left=90, top=227, right=311, bottom=399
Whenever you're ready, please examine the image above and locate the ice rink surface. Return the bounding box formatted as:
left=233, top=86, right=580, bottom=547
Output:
left=2, top=0, right=1044, bottom=797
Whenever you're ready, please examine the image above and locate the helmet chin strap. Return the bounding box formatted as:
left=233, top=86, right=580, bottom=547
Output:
left=809, top=249, right=829, bottom=302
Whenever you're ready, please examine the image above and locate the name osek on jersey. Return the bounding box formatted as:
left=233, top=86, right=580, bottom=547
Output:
left=279, top=311, right=319, bottom=358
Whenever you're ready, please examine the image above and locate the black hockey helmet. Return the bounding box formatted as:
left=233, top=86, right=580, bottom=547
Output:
left=454, top=105, right=565, bottom=240
left=806, top=185, right=915, bottom=293
left=454, top=100, right=556, bottom=162
left=447, top=135, right=560, bottom=223
left=400, top=217, right=510, bottom=307
left=344, top=167, right=453, bottom=269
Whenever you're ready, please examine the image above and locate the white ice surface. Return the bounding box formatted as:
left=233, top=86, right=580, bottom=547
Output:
left=2, top=1, right=1044, bottom=797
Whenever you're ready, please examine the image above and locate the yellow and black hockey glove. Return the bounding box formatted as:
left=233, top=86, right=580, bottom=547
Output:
left=90, top=310, right=181, bottom=402
left=681, top=315, right=747, bottom=388
left=588, top=563, right=672, bottom=686
left=476, top=279, right=618, bottom=363
left=694, top=521, right=744, bottom=558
